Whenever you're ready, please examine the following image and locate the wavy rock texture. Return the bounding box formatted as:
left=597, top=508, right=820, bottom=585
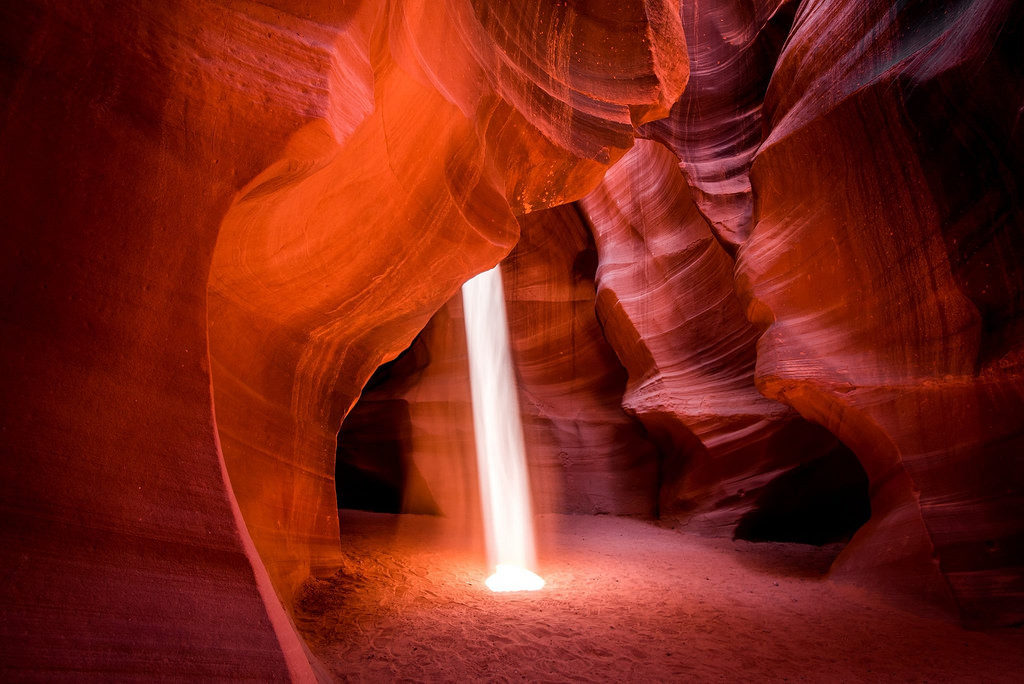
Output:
left=207, top=0, right=686, bottom=613
left=577, top=0, right=1022, bottom=627
left=2, top=0, right=1022, bottom=679
left=335, top=298, right=484, bottom=539
left=739, top=0, right=1024, bottom=626
left=0, top=2, right=377, bottom=678
left=506, top=206, right=661, bottom=515
left=387, top=0, right=689, bottom=211
left=641, top=0, right=797, bottom=247
left=338, top=204, right=660, bottom=522
left=1, top=0, right=687, bottom=677
left=580, top=139, right=853, bottom=532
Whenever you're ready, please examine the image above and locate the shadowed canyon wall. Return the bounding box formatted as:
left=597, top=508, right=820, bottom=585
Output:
left=581, top=139, right=862, bottom=535
left=585, top=0, right=1022, bottom=626
left=1, top=0, right=687, bottom=677
left=206, top=0, right=687, bottom=610
left=1, top=0, right=1021, bottom=677
left=740, top=0, right=1024, bottom=626
left=337, top=204, right=661, bottom=526
left=341, top=0, right=1024, bottom=628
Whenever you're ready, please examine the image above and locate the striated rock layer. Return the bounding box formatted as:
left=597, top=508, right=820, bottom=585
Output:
left=581, top=139, right=855, bottom=533
left=574, top=0, right=1023, bottom=627
left=1, top=0, right=687, bottom=677
left=0, top=2, right=371, bottom=678
left=338, top=204, right=660, bottom=523
left=2, top=0, right=1022, bottom=678
left=641, top=0, right=797, bottom=247
left=740, top=0, right=1024, bottom=627
left=206, top=0, right=686, bottom=611
left=505, top=206, right=661, bottom=515
left=336, top=297, right=484, bottom=537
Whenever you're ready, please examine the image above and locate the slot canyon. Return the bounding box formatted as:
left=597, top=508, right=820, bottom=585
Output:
left=2, top=0, right=1023, bottom=680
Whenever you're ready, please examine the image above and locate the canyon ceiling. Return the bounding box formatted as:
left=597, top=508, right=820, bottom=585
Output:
left=1, top=0, right=1022, bottom=679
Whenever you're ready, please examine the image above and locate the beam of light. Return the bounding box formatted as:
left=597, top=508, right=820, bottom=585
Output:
left=485, top=564, right=546, bottom=592
left=462, top=265, right=545, bottom=593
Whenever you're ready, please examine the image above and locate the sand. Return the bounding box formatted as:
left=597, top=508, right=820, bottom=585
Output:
left=295, top=511, right=1024, bottom=682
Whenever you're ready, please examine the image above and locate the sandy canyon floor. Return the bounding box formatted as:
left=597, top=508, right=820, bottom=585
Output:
left=295, top=512, right=1023, bottom=682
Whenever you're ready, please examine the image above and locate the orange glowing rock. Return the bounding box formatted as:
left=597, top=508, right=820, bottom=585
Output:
left=3, top=0, right=1023, bottom=680
left=1, top=0, right=687, bottom=676
left=581, top=139, right=840, bottom=531
left=207, top=0, right=687, bottom=611
left=336, top=205, right=662, bottom=521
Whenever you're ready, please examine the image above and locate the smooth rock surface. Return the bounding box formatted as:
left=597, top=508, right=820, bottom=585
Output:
left=1, top=0, right=687, bottom=676
left=337, top=205, right=660, bottom=521
left=740, top=0, right=1024, bottom=626
left=2, top=0, right=1022, bottom=678
left=206, top=0, right=686, bottom=611
left=581, top=140, right=847, bottom=531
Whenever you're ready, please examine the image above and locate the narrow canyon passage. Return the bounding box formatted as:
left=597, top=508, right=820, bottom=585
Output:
left=3, top=0, right=1023, bottom=679
left=297, top=512, right=1024, bottom=682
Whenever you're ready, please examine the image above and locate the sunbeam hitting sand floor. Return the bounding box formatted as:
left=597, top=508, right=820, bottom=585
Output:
left=462, top=265, right=543, bottom=592
left=295, top=512, right=1024, bottom=682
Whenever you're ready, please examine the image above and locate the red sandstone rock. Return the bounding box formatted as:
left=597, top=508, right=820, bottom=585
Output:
left=506, top=206, right=660, bottom=515
left=641, top=0, right=796, bottom=247
left=2, top=0, right=1022, bottom=678
left=580, top=139, right=846, bottom=531
left=338, top=205, right=660, bottom=520
left=579, top=0, right=1023, bottom=627
left=207, top=0, right=685, bottom=614
left=0, top=1, right=372, bottom=678
left=388, top=0, right=689, bottom=211
left=337, top=298, right=484, bottom=538
left=740, top=0, right=1024, bottom=625
left=1, top=0, right=687, bottom=676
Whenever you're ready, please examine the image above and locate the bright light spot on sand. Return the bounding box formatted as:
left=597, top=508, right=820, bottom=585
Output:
left=485, top=564, right=546, bottom=592
left=463, top=266, right=545, bottom=593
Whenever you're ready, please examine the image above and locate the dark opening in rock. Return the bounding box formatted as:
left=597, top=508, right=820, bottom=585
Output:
left=335, top=339, right=438, bottom=514
left=733, top=442, right=871, bottom=546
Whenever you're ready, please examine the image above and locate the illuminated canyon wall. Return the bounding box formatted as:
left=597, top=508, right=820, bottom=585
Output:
left=1, top=0, right=1021, bottom=677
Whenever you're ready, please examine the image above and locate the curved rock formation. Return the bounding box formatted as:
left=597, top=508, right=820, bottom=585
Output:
left=738, top=0, right=1024, bottom=626
left=641, top=0, right=797, bottom=247
left=336, top=297, right=484, bottom=536
left=580, top=139, right=852, bottom=532
left=2, top=0, right=1022, bottom=677
left=0, top=2, right=374, bottom=678
left=506, top=206, right=661, bottom=515
left=578, top=0, right=1023, bottom=627
left=207, top=0, right=686, bottom=612
left=338, top=204, right=660, bottom=521
left=2, top=0, right=686, bottom=677
left=387, top=0, right=688, bottom=210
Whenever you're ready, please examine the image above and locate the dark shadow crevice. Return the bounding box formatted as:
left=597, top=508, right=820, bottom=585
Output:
left=733, top=441, right=871, bottom=546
